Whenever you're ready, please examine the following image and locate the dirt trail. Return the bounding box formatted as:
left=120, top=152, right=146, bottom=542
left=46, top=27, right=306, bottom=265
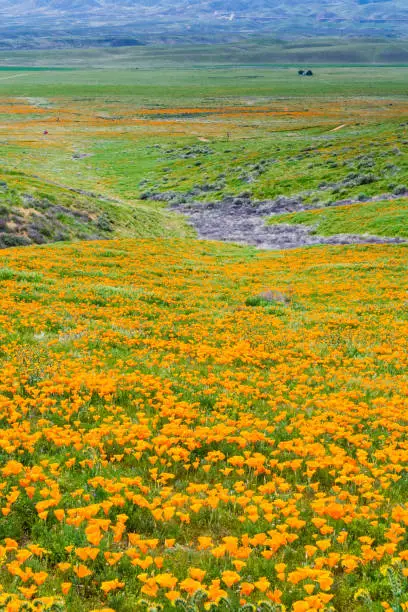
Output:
left=330, top=124, right=347, bottom=132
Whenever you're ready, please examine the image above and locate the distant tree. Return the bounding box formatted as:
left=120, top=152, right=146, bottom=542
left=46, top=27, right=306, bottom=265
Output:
left=305, top=69, right=314, bottom=76
left=298, top=69, right=305, bottom=75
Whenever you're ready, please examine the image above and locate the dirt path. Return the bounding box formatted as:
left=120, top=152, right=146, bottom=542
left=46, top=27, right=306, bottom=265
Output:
left=330, top=124, right=347, bottom=132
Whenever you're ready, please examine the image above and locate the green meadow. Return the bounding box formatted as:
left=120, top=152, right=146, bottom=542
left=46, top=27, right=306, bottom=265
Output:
left=1, top=53, right=408, bottom=241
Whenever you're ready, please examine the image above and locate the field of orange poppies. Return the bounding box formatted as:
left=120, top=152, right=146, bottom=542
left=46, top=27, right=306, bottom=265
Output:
left=0, top=238, right=406, bottom=611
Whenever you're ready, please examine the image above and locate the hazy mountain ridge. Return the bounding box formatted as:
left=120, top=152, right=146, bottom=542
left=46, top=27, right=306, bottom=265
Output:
left=1, top=0, right=408, bottom=46
left=1, top=0, right=406, bottom=19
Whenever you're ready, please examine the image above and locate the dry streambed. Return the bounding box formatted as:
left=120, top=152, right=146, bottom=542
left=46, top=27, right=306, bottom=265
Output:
left=167, top=194, right=406, bottom=249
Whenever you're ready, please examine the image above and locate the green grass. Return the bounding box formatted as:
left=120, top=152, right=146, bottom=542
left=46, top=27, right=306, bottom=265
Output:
left=0, top=67, right=408, bottom=100
left=3, top=37, right=408, bottom=69
left=0, top=169, right=192, bottom=246
left=267, top=199, right=408, bottom=238
left=134, top=120, right=408, bottom=203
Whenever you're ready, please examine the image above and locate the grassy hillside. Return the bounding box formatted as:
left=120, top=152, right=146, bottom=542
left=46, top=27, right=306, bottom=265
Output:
left=268, top=199, right=408, bottom=238
left=0, top=170, right=191, bottom=247
left=0, top=238, right=407, bottom=611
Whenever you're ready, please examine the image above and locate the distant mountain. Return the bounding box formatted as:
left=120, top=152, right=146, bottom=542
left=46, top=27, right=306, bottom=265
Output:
left=1, top=0, right=408, bottom=47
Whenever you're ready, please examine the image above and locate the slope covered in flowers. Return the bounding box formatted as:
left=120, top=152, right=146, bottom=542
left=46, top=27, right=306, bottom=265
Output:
left=0, top=238, right=407, bottom=611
